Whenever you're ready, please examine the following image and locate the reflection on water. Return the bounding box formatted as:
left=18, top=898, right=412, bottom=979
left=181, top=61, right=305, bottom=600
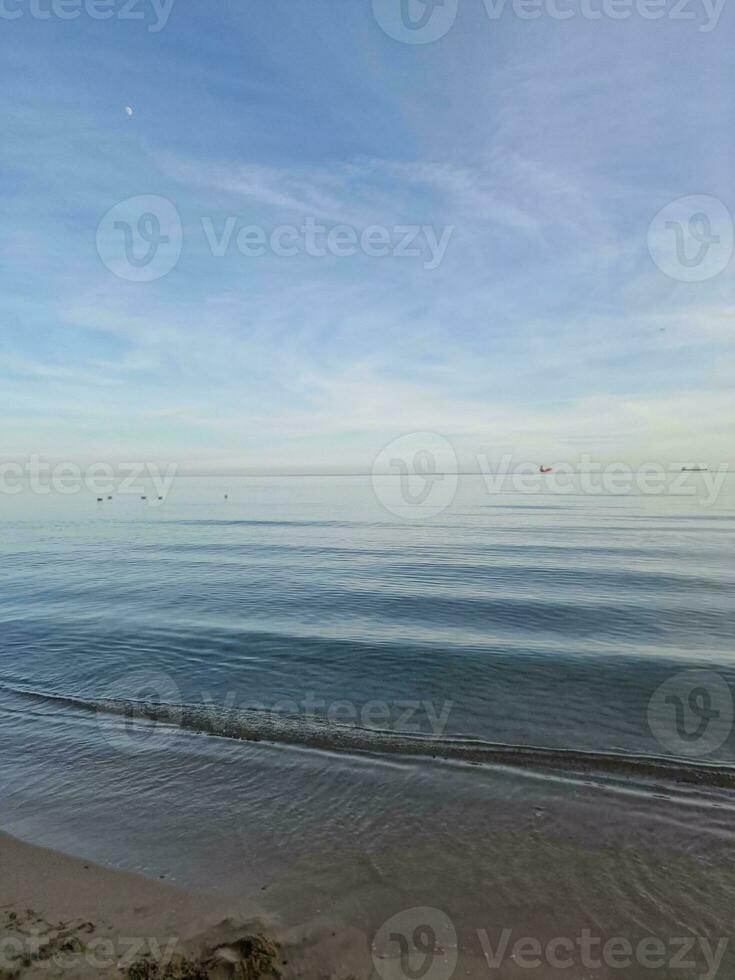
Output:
left=1, top=474, right=734, bottom=958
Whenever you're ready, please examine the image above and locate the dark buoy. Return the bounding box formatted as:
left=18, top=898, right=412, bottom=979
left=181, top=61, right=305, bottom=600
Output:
left=157, top=496, right=163, bottom=500
left=224, top=494, right=229, bottom=500
left=107, top=495, right=112, bottom=500
left=97, top=497, right=103, bottom=502
left=141, top=495, right=147, bottom=500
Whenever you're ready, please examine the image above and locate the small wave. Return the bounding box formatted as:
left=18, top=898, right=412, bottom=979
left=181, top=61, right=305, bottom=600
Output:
left=3, top=682, right=734, bottom=788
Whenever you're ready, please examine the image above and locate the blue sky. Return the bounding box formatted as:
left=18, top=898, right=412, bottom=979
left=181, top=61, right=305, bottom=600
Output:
left=1, top=0, right=733, bottom=470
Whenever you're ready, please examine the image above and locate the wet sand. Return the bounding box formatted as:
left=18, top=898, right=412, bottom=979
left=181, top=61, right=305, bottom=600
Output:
left=0, top=831, right=375, bottom=980
left=3, top=806, right=735, bottom=980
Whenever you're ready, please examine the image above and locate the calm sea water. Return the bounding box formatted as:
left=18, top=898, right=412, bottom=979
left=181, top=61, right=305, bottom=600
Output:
left=1, top=474, right=735, bottom=962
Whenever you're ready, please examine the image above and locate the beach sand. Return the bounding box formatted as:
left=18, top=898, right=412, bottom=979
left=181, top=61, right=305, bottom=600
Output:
left=0, top=832, right=374, bottom=980
left=3, top=795, right=735, bottom=980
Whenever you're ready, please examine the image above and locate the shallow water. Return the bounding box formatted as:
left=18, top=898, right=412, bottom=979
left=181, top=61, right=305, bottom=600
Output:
left=1, top=474, right=735, bottom=973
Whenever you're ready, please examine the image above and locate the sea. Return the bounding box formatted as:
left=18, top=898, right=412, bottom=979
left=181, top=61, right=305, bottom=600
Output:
left=1, top=472, right=734, bottom=976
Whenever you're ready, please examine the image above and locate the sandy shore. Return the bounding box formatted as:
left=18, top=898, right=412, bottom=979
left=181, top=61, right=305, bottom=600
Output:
left=4, top=822, right=731, bottom=980
left=0, top=833, right=372, bottom=980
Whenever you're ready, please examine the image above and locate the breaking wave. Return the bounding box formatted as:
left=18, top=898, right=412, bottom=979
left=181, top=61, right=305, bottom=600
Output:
left=3, top=681, right=734, bottom=789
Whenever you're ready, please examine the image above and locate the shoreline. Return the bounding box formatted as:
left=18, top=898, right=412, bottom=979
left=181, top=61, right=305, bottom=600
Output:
left=3, top=801, right=735, bottom=980
left=0, top=832, right=372, bottom=980
left=0, top=830, right=275, bottom=979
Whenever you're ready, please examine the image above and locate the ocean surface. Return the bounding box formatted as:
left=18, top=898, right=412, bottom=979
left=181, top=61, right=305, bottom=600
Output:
left=1, top=473, right=735, bottom=968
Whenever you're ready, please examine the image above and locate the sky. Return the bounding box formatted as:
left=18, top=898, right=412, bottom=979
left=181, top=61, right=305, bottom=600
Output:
left=1, top=0, right=733, bottom=472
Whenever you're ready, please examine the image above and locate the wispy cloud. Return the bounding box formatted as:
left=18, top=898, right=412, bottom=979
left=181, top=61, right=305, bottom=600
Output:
left=0, top=0, right=732, bottom=467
